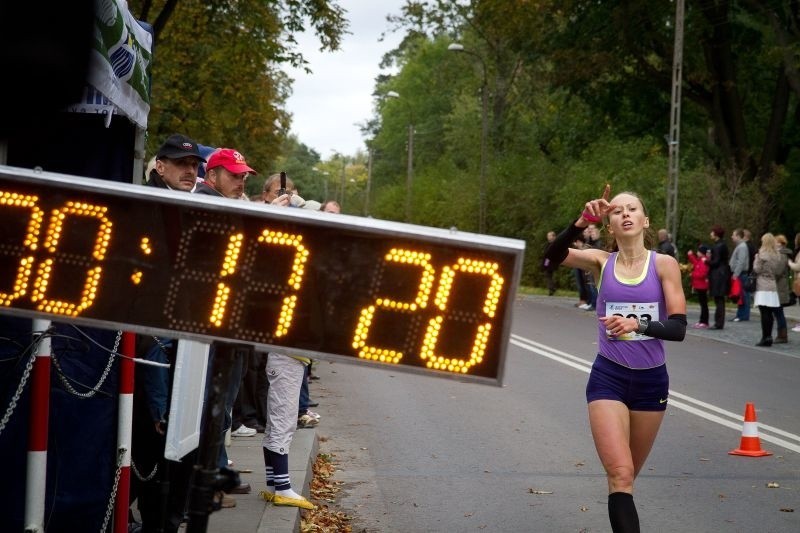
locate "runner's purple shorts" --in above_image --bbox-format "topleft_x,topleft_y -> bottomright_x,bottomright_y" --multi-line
585,354 -> 669,411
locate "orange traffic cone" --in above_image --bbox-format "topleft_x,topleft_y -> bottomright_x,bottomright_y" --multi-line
729,402 -> 772,457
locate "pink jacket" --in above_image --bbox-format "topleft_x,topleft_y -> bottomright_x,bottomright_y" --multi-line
687,252 -> 710,290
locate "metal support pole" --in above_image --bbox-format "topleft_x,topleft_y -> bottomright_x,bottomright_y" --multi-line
479,83 -> 488,234
113,332 -> 136,533
186,342 -> 244,533
666,0 -> 685,246
339,159 -> 346,206
24,319 -> 52,533
405,124 -> 414,222
365,148 -> 373,216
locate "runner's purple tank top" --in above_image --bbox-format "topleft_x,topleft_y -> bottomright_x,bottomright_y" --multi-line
596,251 -> 666,368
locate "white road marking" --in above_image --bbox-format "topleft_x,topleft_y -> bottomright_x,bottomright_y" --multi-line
510,334 -> 800,454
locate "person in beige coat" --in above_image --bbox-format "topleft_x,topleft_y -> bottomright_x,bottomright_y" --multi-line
753,233 -> 787,346
789,233 -> 800,332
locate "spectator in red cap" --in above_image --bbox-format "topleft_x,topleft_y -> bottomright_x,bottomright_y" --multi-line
195,148 -> 256,199
192,147 -> 257,503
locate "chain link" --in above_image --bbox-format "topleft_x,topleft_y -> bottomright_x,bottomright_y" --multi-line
131,458 -> 158,482
52,330 -> 122,398
100,446 -> 126,533
0,339 -> 38,438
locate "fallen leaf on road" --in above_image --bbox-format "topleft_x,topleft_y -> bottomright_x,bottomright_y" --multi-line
580,506 -> 589,512
528,489 -> 553,495
779,508 -> 794,512
766,482 -> 780,488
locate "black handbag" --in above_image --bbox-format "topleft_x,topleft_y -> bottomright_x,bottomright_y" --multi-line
743,272 -> 757,293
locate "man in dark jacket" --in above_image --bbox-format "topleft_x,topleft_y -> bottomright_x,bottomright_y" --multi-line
146,133 -> 205,191
708,226 -> 731,330
132,134 -> 205,531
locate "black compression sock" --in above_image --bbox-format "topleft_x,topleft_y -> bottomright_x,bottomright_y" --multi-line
608,492 -> 640,533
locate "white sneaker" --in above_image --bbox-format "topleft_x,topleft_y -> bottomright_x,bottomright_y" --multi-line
578,303 -> 591,310
305,409 -> 321,420
792,324 -> 800,332
231,425 -> 257,437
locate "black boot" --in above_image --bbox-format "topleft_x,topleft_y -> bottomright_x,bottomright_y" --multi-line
775,328 -> 788,344
756,337 -> 773,347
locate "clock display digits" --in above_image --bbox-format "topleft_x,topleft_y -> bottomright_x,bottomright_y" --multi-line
352,248 -> 435,364
28,201 -> 112,317
0,191 -> 43,306
0,168 -> 524,385
257,229 -> 309,338
420,258 -> 504,373
164,215 -> 238,334
209,233 -> 244,327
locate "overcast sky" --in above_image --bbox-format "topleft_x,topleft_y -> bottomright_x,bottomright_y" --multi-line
282,0 -> 406,158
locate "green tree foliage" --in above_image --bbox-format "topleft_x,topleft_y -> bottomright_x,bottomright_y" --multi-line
353,0 -> 800,288
129,0 -> 347,172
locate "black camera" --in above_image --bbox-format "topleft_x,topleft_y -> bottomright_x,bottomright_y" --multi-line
277,171 -> 287,197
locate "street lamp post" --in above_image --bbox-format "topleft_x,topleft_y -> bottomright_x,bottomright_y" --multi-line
339,157 -> 347,206
311,167 -> 330,200
448,43 -> 489,234
386,90 -> 414,222
365,146 -> 373,216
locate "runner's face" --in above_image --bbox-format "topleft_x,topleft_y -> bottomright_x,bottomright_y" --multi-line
608,194 -> 648,235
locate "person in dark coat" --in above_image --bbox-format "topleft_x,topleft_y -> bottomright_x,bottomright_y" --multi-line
708,225 -> 731,329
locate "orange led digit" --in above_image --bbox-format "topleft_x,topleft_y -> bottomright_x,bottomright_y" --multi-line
0,191 -> 43,306
420,258 -> 504,373
30,202 -> 112,317
209,233 -> 244,327
352,248 -> 435,364
257,229 -> 309,337
139,237 -> 152,255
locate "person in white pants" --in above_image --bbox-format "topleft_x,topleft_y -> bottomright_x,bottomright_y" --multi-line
260,352 -> 314,509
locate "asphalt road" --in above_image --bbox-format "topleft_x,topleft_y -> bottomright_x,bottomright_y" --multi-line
312,295 -> 800,532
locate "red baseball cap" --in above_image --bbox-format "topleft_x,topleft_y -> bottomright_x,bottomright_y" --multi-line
206,148 -> 257,175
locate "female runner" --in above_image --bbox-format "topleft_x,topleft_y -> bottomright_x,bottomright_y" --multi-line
545,185 -> 686,532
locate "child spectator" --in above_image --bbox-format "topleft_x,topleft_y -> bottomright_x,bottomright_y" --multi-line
687,245 -> 711,328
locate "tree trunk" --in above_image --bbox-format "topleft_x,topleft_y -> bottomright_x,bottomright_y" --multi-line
698,0 -> 757,178
759,68 -> 790,182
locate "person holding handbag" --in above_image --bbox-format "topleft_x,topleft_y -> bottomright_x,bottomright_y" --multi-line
752,233 -> 786,346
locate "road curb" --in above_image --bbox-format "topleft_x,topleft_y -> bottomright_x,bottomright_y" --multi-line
207,427 -> 318,533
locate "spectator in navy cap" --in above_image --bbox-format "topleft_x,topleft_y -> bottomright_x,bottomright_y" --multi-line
147,133 -> 206,191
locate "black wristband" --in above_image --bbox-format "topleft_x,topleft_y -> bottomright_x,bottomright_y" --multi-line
544,219 -> 584,267
642,313 -> 687,341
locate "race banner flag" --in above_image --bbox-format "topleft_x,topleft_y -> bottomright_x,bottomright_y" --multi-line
87,0 -> 153,128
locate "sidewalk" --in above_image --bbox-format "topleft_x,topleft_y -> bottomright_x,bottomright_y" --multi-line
207,426 -> 318,533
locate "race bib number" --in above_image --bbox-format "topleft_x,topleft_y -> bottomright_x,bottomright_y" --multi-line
605,302 -> 659,341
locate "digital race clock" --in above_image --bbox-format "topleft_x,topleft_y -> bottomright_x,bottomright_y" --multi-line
0,165 -> 524,385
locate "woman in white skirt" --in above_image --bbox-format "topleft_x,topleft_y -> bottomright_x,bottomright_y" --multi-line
752,233 -> 787,346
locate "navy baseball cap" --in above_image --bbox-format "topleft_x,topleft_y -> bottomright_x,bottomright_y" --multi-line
156,134 -> 206,162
